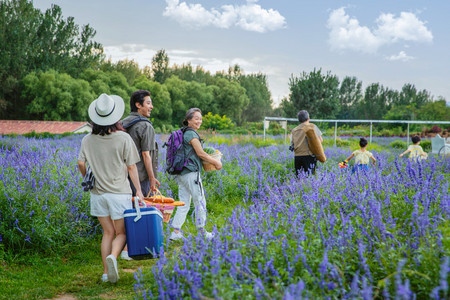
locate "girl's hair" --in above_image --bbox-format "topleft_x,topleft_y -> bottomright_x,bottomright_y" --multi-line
91,121 -> 125,136
412,136 -> 421,144
359,137 -> 368,148
182,108 -> 202,126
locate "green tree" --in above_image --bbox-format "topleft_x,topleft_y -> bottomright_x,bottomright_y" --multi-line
152,49 -> 169,84
357,83 -> 394,120
210,77 -> 249,125
384,105 -> 417,121
80,68 -> 133,113
238,73 -> 273,123
0,0 -> 102,119
22,70 -> 93,121
337,76 -> 362,119
395,83 -> 432,108
417,99 -> 450,121
164,76 -> 215,126
285,69 -> 340,119
113,59 -> 142,86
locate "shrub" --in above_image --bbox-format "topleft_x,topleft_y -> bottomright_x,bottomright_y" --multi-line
390,140 -> 406,149
421,139 -> 431,152
202,113 -> 235,130
430,125 -> 442,133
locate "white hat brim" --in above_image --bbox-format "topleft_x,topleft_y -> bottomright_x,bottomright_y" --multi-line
88,95 -> 125,126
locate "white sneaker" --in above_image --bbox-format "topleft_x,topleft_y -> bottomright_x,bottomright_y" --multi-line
106,254 -> 119,283
170,231 -> 183,241
120,251 -> 133,261
101,274 -> 108,283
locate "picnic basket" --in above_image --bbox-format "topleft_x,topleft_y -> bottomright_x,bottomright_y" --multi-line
202,150 -> 223,172
144,189 -> 175,223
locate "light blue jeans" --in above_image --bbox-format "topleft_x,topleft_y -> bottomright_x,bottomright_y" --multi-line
171,172 -> 207,230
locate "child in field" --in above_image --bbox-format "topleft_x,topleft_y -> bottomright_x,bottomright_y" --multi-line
342,138 -> 376,173
399,136 -> 427,160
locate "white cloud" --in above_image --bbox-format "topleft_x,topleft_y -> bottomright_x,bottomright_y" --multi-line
327,7 -> 382,53
327,7 -> 433,54
103,44 -> 257,74
386,51 -> 415,62
375,12 -> 433,43
163,0 -> 286,33
103,44 -> 157,65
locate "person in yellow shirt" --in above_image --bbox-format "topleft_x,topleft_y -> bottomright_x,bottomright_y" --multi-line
399,136 -> 428,160
343,138 -> 376,173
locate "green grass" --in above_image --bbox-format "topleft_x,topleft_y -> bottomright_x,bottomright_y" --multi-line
0,237 -> 158,299
0,208 -> 229,300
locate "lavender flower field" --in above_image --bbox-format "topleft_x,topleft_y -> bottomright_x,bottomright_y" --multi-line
1,134 -> 449,299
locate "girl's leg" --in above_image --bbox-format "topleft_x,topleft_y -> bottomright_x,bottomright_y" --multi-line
112,218 -> 127,258
98,216 -> 115,274
171,174 -> 193,232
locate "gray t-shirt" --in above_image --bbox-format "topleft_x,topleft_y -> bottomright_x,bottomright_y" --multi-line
122,112 -> 158,181
78,131 -> 140,194
180,129 -> 202,175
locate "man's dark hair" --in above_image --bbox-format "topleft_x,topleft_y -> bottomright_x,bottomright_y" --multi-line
130,90 -> 151,112
91,121 -> 124,136
412,136 -> 421,144
359,137 -> 368,148
297,110 -> 309,123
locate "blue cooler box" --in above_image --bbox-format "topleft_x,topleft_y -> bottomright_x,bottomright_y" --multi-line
124,206 -> 163,260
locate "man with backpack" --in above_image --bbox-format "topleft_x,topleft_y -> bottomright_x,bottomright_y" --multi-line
120,90 -> 161,260
122,90 -> 160,195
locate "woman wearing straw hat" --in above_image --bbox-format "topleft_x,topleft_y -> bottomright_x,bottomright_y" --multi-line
77,93 -> 145,283
170,108 -> 222,241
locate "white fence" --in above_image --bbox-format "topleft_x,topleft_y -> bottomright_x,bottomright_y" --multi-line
263,117 -> 450,146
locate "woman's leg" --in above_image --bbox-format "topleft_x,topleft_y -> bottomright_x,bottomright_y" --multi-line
98,216 -> 115,274
171,173 -> 193,232
185,173 -> 206,229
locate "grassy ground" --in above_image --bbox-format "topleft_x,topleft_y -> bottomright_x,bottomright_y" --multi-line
0,237 -> 159,300
0,202 -> 232,300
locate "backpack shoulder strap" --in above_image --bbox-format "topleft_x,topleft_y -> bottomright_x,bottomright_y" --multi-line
123,116 -> 151,130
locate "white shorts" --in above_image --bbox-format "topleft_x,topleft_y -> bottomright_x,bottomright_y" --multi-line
90,193 -> 132,220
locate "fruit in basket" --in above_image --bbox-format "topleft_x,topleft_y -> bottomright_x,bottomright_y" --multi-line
203,146 -> 216,154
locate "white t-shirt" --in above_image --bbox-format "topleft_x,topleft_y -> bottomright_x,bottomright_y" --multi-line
78,131 -> 140,194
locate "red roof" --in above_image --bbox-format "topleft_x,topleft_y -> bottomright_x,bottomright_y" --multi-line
0,120 -> 90,134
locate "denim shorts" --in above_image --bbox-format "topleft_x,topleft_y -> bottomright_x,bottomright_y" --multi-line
90,192 -> 132,220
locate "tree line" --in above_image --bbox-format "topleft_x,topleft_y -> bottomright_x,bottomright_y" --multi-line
1,0 -> 448,130
280,69 -> 450,123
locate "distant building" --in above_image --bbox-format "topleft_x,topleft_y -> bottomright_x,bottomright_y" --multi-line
0,120 -> 92,135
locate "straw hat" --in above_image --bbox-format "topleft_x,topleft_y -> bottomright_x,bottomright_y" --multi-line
88,93 -> 125,126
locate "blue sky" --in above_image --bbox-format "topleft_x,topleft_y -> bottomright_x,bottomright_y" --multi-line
34,0 -> 450,107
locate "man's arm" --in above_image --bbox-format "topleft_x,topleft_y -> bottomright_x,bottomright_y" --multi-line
142,151 -> 160,191
128,164 -> 145,203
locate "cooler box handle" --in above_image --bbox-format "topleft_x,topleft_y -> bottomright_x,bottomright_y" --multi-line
134,197 -> 142,222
